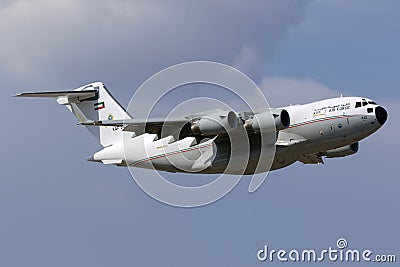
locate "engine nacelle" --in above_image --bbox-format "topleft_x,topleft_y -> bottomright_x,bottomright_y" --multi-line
244,109 -> 290,133
191,111 -> 239,135
324,142 -> 359,158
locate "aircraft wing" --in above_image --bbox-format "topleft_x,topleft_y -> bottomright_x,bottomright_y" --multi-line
81,117 -> 189,134
80,109 -> 229,134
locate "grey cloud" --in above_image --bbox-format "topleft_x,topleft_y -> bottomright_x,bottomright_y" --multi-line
0,0 -> 312,91
261,76 -> 341,106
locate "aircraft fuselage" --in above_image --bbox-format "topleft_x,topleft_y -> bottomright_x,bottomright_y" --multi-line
172,96 -> 387,174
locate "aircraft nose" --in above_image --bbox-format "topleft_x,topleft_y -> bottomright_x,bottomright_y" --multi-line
375,106 -> 388,125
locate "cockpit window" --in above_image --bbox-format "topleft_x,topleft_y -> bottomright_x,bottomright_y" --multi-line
368,101 -> 377,105
362,101 -> 368,106
355,102 -> 361,108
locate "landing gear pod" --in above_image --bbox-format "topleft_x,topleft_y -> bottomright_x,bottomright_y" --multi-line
324,142 -> 359,158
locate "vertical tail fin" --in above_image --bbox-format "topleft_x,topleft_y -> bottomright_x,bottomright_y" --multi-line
16,82 -> 131,147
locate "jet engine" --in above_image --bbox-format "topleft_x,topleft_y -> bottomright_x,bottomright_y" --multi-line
190,111 -> 239,135
244,109 -> 290,133
324,142 -> 359,158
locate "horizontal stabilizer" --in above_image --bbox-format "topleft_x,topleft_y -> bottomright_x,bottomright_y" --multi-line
14,90 -> 98,98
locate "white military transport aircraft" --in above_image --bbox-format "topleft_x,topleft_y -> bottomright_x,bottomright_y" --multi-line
16,82 -> 388,174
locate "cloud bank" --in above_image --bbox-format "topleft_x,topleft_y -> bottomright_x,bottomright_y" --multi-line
261,76 -> 340,106
0,0 -> 312,89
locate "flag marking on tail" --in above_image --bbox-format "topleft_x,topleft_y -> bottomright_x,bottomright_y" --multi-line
94,101 -> 105,110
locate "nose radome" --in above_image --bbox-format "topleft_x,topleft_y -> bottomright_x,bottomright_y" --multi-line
375,106 -> 388,125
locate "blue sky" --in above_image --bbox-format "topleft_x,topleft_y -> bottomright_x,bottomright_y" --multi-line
0,1 -> 399,266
